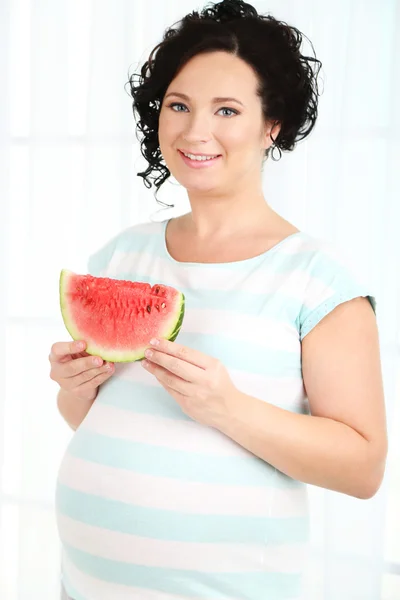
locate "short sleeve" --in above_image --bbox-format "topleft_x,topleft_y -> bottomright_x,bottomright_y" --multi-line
87,234 -> 119,277
298,249 -> 377,342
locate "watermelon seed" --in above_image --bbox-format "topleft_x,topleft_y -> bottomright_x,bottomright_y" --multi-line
155,304 -> 160,311
161,302 -> 166,309
155,286 -> 160,294
146,305 -> 151,313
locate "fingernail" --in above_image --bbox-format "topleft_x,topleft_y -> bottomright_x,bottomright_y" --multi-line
77,341 -> 85,350
150,338 -> 159,346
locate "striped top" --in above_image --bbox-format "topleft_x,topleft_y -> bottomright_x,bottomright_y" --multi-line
56,218 -> 376,600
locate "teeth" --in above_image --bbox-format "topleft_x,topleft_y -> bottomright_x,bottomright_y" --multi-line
183,152 -> 219,161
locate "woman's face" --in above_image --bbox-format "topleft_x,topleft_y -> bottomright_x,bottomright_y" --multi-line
158,51 -> 276,195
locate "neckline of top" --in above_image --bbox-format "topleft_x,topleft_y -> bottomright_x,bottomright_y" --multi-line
161,219 -> 306,268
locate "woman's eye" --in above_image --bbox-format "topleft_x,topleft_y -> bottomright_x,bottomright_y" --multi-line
169,103 -> 188,112
168,103 -> 238,117
218,107 -> 238,117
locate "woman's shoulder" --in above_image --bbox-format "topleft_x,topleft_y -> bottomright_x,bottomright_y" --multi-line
297,232 -> 372,291
103,219 -> 165,250
290,232 -> 377,340
87,219 -> 165,276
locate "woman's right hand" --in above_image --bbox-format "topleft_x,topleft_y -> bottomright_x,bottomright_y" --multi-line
49,340 -> 115,401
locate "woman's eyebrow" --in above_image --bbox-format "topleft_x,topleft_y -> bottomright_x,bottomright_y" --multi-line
164,91 -> 245,107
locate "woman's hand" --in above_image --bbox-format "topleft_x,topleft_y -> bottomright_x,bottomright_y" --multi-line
141,338 -> 238,428
49,340 -> 115,401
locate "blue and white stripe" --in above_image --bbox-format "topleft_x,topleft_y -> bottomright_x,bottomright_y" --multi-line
57,219 -> 375,600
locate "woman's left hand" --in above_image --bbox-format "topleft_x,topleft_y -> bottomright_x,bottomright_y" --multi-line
141,338 -> 238,428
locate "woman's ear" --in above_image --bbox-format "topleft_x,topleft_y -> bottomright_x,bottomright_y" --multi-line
263,120 -> 281,150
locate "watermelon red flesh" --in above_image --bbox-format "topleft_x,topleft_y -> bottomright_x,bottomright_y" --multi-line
59,270 -> 185,362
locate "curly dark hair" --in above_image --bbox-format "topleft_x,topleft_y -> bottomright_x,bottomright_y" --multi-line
125,0 -> 323,205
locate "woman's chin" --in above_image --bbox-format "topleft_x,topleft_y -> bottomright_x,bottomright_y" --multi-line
186,183 -> 219,195
173,173 -> 221,193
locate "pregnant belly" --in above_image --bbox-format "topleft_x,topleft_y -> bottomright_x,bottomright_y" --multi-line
55,419 -> 310,596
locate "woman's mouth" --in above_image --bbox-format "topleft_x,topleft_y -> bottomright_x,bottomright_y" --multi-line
178,149 -> 222,169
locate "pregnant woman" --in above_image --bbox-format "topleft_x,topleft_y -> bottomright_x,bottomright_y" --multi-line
49,1 -> 388,598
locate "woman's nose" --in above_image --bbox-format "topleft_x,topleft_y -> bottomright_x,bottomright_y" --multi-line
182,115 -> 211,144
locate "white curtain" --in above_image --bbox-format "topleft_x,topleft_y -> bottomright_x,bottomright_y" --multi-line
0,1 -> 399,599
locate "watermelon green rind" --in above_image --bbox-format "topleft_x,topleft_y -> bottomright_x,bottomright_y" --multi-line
59,269 -> 185,362
59,269 -> 85,347
168,298 -> 185,342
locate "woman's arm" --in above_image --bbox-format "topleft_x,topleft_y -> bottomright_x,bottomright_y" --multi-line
217,297 -> 388,499
57,387 -> 97,431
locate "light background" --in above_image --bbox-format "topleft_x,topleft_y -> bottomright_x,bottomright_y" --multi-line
0,1 -> 399,598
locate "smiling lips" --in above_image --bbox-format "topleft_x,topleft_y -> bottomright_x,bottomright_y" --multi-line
179,148 -> 220,157
178,149 -> 222,169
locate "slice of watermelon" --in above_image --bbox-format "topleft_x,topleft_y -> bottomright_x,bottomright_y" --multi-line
59,269 -> 185,362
